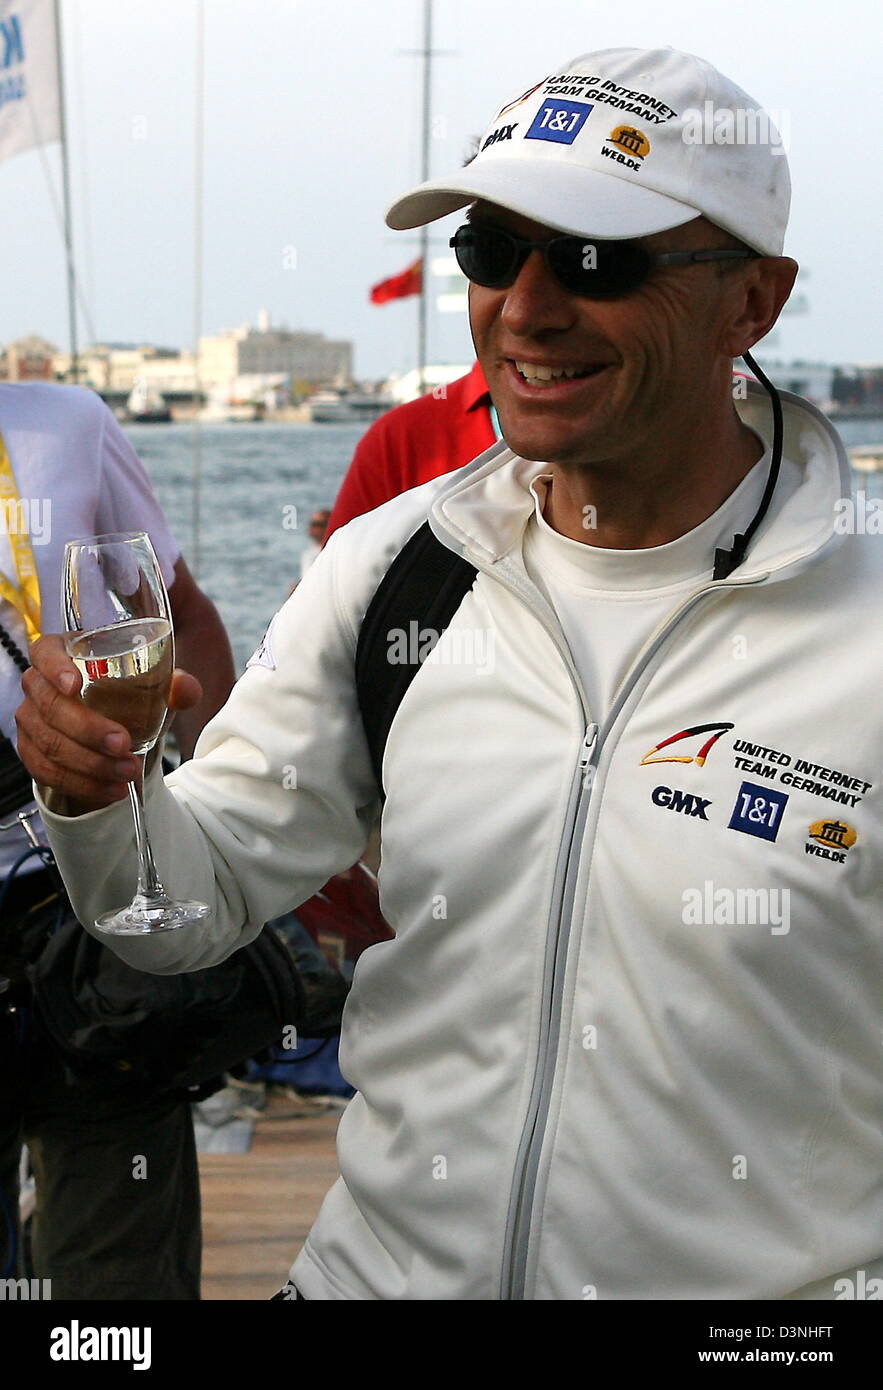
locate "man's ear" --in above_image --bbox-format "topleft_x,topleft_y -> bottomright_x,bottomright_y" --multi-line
719,257 -> 799,357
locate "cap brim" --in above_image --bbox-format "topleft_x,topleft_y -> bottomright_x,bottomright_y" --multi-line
386,157 -> 702,240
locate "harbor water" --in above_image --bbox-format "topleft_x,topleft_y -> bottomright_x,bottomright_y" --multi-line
127,422 -> 369,674
126,416 -> 883,677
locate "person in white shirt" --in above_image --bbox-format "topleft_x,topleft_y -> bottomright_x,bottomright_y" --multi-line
0,382 -> 234,1298
13,49 -> 882,1301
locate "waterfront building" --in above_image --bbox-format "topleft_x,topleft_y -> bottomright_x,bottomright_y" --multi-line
198,313 -> 352,392
52,343 -> 195,395
754,358 -> 835,407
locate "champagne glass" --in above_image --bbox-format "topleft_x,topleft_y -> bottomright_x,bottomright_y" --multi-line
62,531 -> 210,934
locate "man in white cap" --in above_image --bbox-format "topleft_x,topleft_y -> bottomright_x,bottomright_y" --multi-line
15,48 -> 882,1300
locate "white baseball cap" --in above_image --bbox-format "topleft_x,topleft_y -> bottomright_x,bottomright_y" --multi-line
386,46 -> 790,256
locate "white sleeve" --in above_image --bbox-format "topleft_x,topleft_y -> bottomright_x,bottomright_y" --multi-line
36,526 -> 380,973
93,406 -> 181,588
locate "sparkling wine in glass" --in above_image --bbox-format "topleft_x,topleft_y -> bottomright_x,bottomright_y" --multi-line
62,531 -> 210,934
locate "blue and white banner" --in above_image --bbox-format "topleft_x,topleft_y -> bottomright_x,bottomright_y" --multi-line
0,0 -> 59,165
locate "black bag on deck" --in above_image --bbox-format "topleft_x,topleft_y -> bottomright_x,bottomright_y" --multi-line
3,613 -> 349,1094
28,915 -> 348,1095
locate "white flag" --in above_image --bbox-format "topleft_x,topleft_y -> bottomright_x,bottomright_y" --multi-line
0,0 -> 59,166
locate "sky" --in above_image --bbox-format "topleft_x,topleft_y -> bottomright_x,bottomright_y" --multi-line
1,0 -> 881,379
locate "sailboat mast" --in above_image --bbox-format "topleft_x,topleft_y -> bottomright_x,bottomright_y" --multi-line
191,0 -> 205,578
417,0 -> 432,396
54,0 -> 78,383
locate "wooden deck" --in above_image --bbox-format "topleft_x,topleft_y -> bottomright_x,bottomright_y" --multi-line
198,1091 -> 342,1300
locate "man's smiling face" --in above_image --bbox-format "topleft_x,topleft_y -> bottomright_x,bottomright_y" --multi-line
467,201 -> 751,470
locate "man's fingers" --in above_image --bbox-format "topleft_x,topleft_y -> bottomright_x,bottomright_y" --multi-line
28,633 -> 82,696
28,635 -> 203,716
16,635 -> 201,803
168,669 -> 203,713
16,664 -> 140,806
20,665 -> 134,756
16,697 -> 138,784
16,727 -> 131,808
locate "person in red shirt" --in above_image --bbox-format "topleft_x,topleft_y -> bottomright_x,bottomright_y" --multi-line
326,361 -> 496,537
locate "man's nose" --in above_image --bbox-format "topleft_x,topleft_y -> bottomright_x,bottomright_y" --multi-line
500,248 -> 578,337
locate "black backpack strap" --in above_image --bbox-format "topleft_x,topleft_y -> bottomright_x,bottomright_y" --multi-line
355,521 -> 478,792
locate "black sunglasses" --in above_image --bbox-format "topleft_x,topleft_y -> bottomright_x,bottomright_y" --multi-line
449,222 -> 757,300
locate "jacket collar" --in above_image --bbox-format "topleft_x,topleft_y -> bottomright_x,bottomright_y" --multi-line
428,381 -> 852,584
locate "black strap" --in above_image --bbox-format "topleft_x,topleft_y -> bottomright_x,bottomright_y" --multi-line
713,350 -> 784,580
0,616 -> 34,819
355,522 -> 478,792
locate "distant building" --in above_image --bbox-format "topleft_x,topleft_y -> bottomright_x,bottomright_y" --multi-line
753,358 -> 836,407
50,316 -> 352,405
199,314 -> 352,390
53,343 -> 195,394
754,360 -> 883,411
129,350 -> 197,395
830,364 -> 883,410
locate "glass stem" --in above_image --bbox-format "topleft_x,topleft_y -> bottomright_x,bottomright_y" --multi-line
127,755 -> 168,905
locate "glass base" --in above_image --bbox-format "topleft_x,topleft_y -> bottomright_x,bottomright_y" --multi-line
94,897 -> 211,935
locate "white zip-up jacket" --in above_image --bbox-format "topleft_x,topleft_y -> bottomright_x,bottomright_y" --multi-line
40,384 -> 882,1300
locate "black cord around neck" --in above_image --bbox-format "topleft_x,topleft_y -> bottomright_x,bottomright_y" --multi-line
712,350 -> 784,580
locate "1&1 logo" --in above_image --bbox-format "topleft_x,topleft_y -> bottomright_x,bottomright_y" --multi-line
526,99 -> 593,145
728,781 -> 789,842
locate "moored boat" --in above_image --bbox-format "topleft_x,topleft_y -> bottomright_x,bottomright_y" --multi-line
125,381 -> 172,423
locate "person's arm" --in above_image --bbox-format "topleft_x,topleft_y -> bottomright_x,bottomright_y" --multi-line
17,523 -> 384,973
167,557 -> 235,760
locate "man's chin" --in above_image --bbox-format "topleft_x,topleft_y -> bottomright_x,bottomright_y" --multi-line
495,418 -> 603,466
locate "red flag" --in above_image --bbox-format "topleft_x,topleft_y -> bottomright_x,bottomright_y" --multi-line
370,258 -> 423,305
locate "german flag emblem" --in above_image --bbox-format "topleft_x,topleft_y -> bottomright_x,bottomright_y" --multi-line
640,722 -> 735,768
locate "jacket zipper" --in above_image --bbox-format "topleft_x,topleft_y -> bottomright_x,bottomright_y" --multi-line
500,718 -> 599,1296
480,560 -> 770,1300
